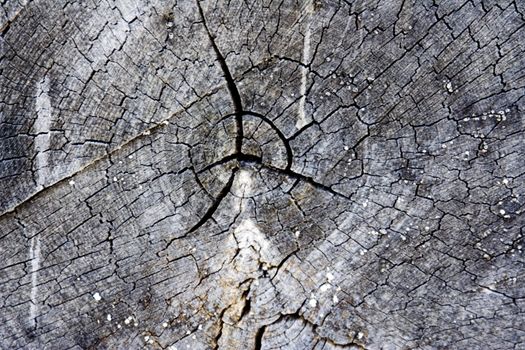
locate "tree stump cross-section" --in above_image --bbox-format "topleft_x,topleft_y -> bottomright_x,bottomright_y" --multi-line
1,0 -> 524,349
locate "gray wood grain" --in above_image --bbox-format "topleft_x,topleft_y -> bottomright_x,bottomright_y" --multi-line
1,0 -> 524,349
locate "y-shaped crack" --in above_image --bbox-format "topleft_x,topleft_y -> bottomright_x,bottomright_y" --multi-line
172,0 -> 355,250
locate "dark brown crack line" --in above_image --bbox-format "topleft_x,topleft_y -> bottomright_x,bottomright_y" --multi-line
254,324 -> 266,350
187,167 -> 238,234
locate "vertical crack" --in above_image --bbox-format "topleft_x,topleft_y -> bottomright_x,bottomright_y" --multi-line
196,0 -> 244,154
254,325 -> 266,350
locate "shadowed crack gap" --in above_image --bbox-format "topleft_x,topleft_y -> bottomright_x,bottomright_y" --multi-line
196,0 -> 244,153
167,1 -> 353,252
213,111 -> 294,171
243,111 -> 293,171
254,325 -> 266,350
199,154 -> 352,202
165,167 -> 239,250
198,153 -> 262,174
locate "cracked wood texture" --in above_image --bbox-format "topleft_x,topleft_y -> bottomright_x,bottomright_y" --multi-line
1,0 -> 524,349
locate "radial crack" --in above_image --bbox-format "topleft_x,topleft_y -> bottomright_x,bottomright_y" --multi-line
243,111 -> 294,171
196,0 -> 244,153
165,167 -> 239,250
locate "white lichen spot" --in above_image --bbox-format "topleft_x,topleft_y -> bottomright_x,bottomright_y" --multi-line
309,298 -> 317,307
107,314 -> 112,321
502,178 -> 509,185
357,331 -> 364,340
93,292 -> 102,301
499,209 -> 506,215
320,284 -> 331,292
445,81 -> 453,93
326,272 -> 335,281
162,322 -> 168,328
332,294 -> 339,303
69,180 -> 75,186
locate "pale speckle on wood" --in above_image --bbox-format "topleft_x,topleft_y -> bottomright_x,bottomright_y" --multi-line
1,0 -> 525,349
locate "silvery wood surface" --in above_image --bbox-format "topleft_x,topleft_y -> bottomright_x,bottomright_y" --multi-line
1,0 -> 524,349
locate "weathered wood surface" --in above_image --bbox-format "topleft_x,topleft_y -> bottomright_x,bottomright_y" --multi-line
1,0 -> 524,349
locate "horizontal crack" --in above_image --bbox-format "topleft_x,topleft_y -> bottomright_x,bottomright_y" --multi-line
260,163 -> 352,201
196,151 -> 352,202
197,153 -> 262,174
